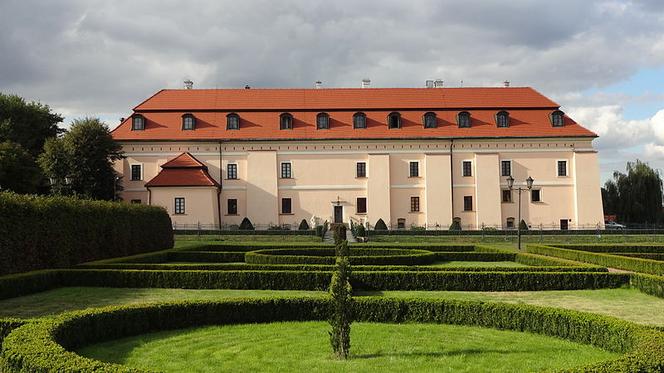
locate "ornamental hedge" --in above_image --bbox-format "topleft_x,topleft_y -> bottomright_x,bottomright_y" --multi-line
0,192 -> 173,276
526,245 -> 664,276
244,248 -> 437,265
2,298 -> 663,372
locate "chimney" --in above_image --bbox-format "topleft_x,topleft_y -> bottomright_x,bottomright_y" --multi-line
503,80 -> 510,87
425,80 -> 434,88
314,80 -> 322,89
244,85 -> 251,89
361,78 -> 371,88
434,79 -> 444,88
184,80 -> 194,89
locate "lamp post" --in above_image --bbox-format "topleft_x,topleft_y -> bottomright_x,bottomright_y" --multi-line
506,175 -> 534,251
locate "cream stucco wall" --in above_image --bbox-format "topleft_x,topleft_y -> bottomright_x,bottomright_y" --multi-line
116,138 -> 604,229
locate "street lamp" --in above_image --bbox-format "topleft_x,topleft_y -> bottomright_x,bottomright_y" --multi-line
506,175 -> 534,251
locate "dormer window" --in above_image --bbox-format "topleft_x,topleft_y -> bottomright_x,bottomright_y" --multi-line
227,113 -> 240,130
316,112 -> 329,129
423,112 -> 437,128
387,112 -> 401,129
457,111 -> 471,128
182,114 -> 195,130
131,115 -> 145,131
550,110 -> 564,127
353,112 -> 366,129
280,113 -> 293,130
496,111 -> 509,128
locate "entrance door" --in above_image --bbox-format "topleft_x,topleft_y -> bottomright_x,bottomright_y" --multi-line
334,206 -> 343,224
560,219 -> 569,230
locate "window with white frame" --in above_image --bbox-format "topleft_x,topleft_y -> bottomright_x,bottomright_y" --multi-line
356,162 -> 367,178
227,199 -> 238,215
531,189 -> 542,202
557,160 -> 568,177
281,162 -> 292,179
174,197 -> 185,214
409,161 -> 419,177
462,161 -> 472,177
227,164 -> 238,180
501,189 -> 512,203
356,197 -> 367,214
501,160 -> 512,177
281,198 -> 292,214
130,164 -> 142,181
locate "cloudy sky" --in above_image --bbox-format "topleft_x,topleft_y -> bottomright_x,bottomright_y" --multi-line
2,0 -> 664,182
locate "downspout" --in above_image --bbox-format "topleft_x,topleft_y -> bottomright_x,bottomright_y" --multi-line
147,186 -> 152,205
217,141 -> 223,229
449,139 -> 454,223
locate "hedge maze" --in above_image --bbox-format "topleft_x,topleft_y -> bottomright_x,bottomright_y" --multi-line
1,237 -> 664,371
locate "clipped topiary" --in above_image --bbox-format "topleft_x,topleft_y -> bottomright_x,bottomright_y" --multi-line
298,219 -> 310,230
239,217 -> 255,230
356,224 -> 366,237
449,218 -> 462,231
374,218 -> 388,231
519,219 -> 529,231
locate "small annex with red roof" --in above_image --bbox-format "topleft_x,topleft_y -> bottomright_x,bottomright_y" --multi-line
145,152 -> 219,188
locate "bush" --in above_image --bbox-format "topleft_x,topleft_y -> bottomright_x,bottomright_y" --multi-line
374,218 -> 388,231
630,273 -> 664,299
331,224 -> 347,245
0,192 -> 173,276
355,224 -> 366,237
245,248 -> 437,266
2,298 -> 663,372
519,219 -> 529,231
329,241 -> 352,359
298,219 -> 310,230
239,217 -> 254,230
449,218 -> 462,231
526,245 -> 664,276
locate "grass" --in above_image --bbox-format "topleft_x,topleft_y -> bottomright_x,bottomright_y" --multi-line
2,287 -> 663,327
77,321 -> 618,373
427,261 -> 529,268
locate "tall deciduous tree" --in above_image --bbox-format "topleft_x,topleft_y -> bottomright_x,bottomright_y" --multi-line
602,160 -> 663,223
0,141 -> 42,193
39,118 -> 123,200
0,93 -> 63,157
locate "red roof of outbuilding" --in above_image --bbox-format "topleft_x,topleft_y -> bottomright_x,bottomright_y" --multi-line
145,152 -> 219,188
112,87 -> 596,141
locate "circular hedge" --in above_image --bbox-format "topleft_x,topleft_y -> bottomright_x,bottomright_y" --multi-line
1,298 -> 663,372
244,248 -> 437,265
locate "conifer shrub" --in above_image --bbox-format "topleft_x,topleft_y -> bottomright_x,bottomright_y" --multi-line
239,217 -> 255,230
374,218 -> 388,231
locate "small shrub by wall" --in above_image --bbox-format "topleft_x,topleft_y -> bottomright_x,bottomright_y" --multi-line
0,192 -> 173,276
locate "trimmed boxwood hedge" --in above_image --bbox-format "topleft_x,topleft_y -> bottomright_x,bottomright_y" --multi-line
553,244 -> 664,253
630,273 -> 664,299
434,252 -> 516,262
0,318 -> 25,349
167,251 -> 246,263
1,298 -> 663,372
615,253 -> 664,261
0,192 -> 173,276
527,245 -> 664,276
245,248 -> 438,265
76,262 -> 609,273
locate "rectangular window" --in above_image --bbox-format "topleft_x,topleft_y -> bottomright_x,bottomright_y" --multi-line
409,161 -> 419,177
410,196 -> 420,212
356,162 -> 367,178
130,199 -> 141,204
531,189 -> 541,202
462,161 -> 472,177
502,189 -> 512,203
557,160 -> 567,177
506,217 -> 515,228
130,164 -> 142,181
463,196 -> 473,211
227,164 -> 238,180
174,197 -> 185,214
227,199 -> 237,215
357,197 -> 367,214
281,198 -> 292,214
501,160 -> 512,177
280,162 -> 292,179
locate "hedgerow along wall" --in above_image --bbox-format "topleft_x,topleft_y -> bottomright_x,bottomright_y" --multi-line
0,192 -> 173,276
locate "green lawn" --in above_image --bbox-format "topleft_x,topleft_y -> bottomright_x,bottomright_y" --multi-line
77,321 -> 618,373
2,287 -> 662,327
427,261 -> 529,268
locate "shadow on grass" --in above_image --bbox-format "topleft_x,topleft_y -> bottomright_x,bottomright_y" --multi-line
352,347 -> 576,359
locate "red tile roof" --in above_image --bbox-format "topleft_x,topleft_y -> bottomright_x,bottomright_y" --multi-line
145,152 -> 219,188
112,87 -> 596,141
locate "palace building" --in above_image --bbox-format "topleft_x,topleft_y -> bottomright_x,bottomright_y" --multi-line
111,84 -> 604,230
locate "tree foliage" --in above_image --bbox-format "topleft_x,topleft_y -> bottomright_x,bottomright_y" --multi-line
602,160 -> 663,223
39,118 -> 122,200
0,141 -> 42,194
0,93 -> 63,157
329,240 -> 352,359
